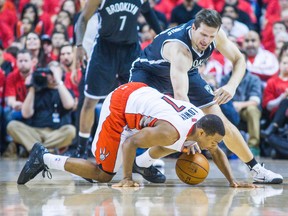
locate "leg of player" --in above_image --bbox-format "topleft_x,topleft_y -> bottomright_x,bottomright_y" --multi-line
17,142 -> 113,184
75,97 -> 100,158
202,104 -> 283,184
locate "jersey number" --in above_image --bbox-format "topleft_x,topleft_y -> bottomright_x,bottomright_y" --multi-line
119,16 -> 127,31
162,96 -> 186,112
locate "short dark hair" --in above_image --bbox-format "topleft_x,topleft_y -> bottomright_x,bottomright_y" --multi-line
194,9 -> 222,29
196,114 -> 225,136
59,43 -> 73,54
17,49 -> 33,59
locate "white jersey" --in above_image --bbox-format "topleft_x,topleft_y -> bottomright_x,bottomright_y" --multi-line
91,82 -> 204,173
125,86 -> 204,151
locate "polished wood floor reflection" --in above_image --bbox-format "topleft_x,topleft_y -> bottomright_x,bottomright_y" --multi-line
0,157 -> 287,216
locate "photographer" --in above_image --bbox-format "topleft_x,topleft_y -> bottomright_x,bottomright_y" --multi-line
7,61 -> 76,155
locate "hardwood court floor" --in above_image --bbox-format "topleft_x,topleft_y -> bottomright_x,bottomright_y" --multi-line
0,157 -> 287,216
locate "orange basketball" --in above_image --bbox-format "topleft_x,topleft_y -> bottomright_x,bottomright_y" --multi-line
175,153 -> 210,185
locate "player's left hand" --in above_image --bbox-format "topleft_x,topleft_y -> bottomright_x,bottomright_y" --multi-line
213,84 -> 236,105
112,178 -> 140,187
230,181 -> 259,188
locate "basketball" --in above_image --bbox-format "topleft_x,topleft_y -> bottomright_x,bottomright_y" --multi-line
175,153 -> 210,185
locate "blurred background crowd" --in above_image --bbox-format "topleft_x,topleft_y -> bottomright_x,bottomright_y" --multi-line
0,0 -> 287,159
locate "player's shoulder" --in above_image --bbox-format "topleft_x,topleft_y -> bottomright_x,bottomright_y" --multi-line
215,28 -> 227,47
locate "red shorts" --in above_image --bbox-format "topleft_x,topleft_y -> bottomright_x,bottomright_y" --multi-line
91,82 -> 147,173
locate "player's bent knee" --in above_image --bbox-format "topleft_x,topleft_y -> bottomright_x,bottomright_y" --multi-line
96,171 -> 114,183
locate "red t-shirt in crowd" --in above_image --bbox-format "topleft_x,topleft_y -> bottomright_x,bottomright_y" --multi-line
40,12 -> 54,35
64,69 -> 82,98
5,69 -> 27,102
213,0 -> 256,23
262,75 -> 288,117
18,0 -> 61,16
154,0 -> 180,21
141,40 -> 152,50
0,21 -> 14,49
261,0 -> 281,52
0,3 -> 17,32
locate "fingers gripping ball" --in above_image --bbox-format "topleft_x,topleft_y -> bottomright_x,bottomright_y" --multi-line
175,153 -> 210,185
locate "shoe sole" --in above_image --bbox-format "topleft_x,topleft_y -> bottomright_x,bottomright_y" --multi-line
17,164 -> 44,184
253,178 -> 283,184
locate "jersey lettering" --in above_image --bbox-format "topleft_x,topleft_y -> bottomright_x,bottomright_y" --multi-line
191,58 -> 208,70
105,3 -> 139,15
162,96 -> 186,112
167,25 -> 185,36
179,107 -> 199,120
119,16 -> 127,31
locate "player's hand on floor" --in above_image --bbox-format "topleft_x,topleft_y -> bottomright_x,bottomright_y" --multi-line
230,181 -> 259,188
112,178 -> 140,187
213,84 -> 236,105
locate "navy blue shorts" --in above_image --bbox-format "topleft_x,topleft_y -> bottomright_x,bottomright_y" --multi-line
84,37 -> 140,99
130,69 -> 214,107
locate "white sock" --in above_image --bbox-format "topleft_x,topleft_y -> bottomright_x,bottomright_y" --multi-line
135,149 -> 157,168
43,153 -> 69,171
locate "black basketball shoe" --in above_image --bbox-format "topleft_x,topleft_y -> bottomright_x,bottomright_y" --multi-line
132,161 -> 166,183
17,142 -> 52,184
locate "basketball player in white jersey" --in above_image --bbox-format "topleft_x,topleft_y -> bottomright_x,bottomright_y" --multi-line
17,82 -> 255,187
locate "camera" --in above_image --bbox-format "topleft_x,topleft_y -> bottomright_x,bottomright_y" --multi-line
32,67 -> 53,91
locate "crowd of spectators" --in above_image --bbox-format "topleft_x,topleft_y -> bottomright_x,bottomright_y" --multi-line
0,0 -> 287,159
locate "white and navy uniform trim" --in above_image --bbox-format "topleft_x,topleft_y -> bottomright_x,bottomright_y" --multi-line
84,0 -> 143,99
130,19 -> 217,107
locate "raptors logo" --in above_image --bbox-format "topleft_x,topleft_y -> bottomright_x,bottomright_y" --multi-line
99,148 -> 110,161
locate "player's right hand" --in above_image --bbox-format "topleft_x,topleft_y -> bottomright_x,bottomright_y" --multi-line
213,84 -> 236,105
76,46 -> 88,68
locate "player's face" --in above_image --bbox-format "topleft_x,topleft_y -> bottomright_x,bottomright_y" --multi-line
191,23 -> 218,52
197,133 -> 223,151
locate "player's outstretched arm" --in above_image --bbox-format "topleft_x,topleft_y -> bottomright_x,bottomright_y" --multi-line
163,42 -> 192,102
213,29 -> 246,105
210,147 -> 256,188
113,121 -> 179,187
